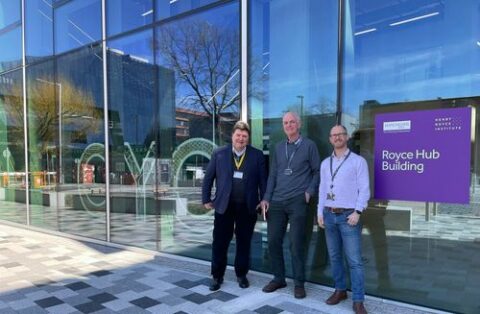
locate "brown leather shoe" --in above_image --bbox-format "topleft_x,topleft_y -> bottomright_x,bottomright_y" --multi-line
294,286 -> 306,299
353,302 -> 367,314
262,280 -> 287,293
325,290 -> 347,305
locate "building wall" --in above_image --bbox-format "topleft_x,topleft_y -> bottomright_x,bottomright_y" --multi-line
0,1 -> 479,312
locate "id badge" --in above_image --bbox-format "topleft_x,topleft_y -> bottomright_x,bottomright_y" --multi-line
233,171 -> 244,179
327,192 -> 335,201
284,168 -> 293,176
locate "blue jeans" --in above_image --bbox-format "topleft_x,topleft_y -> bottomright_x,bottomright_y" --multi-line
323,208 -> 365,302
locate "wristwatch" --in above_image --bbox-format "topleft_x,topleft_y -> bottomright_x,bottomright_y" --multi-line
355,210 -> 362,215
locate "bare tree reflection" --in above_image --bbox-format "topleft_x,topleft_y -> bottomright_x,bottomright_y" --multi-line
157,20 -> 240,143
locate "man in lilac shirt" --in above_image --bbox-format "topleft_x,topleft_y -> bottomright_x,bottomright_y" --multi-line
317,125 -> 370,314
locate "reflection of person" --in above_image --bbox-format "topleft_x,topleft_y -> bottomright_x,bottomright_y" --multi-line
202,121 -> 267,291
260,111 -> 320,299
317,125 -> 370,314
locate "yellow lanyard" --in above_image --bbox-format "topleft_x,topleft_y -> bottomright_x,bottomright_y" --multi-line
233,152 -> 246,170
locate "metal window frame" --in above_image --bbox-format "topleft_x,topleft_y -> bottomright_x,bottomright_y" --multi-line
21,0 -> 30,224
102,0 -> 111,242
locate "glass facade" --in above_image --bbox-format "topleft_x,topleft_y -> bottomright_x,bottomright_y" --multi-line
1,0 -> 479,312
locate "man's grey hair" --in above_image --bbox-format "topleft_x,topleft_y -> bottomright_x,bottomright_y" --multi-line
283,111 -> 301,123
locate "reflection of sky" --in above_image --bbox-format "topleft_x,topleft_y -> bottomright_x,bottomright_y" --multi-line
0,27 -> 21,70
107,0 -> 153,37
156,0 -> 220,21
0,1 -> 22,70
249,0 -> 339,119
108,29 -> 154,64
343,0 -> 480,118
0,1 -> 20,28
55,0 -> 102,54
25,0 -> 53,60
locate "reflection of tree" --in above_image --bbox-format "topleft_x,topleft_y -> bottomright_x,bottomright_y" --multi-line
157,20 -> 239,142
2,79 -> 100,170
40,80 -> 97,144
311,96 -> 336,114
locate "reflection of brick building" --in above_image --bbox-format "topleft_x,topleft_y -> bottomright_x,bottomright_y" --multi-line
175,108 -> 237,145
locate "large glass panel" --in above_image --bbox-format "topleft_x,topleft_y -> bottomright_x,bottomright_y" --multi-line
343,0 -> 480,118
55,44 -> 106,240
248,0 -> 338,278
342,1 -> 480,312
0,0 -> 22,73
25,0 -> 54,63
26,61 -> 60,231
54,0 -> 102,54
156,0 -> 220,21
107,29 -> 157,249
107,0 -> 153,36
0,0 -> 20,28
0,70 -> 26,224
155,1 -> 239,258
0,26 -> 22,73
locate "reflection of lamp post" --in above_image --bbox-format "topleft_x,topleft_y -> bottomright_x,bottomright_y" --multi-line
297,95 -> 304,118
36,78 -> 63,184
2,147 -> 11,173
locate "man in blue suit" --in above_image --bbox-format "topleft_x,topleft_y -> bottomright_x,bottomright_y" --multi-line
202,121 -> 267,291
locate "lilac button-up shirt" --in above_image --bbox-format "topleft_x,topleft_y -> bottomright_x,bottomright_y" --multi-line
317,149 -> 370,217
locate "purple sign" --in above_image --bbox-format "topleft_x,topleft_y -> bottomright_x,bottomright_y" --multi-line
374,107 -> 471,204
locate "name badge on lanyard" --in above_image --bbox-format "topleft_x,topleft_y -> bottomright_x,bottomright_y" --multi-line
284,137 -> 302,176
233,151 -> 246,180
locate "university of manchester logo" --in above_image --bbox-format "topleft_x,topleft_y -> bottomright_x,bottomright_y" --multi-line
383,120 -> 411,133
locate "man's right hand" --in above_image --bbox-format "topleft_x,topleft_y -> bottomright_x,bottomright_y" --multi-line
204,202 -> 214,210
260,200 -> 269,220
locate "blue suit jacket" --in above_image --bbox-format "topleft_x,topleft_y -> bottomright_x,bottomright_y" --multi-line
202,144 -> 267,215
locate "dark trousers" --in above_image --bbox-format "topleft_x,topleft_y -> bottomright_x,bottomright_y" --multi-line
211,201 -> 257,279
267,194 -> 307,287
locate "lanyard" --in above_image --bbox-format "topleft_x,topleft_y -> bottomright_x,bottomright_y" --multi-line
285,137 -> 302,169
329,150 -> 351,188
233,152 -> 246,170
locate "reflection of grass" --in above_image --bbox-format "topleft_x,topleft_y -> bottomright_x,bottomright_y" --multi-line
188,203 -> 211,215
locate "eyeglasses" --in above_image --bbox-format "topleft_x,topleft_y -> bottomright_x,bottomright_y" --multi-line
329,132 -> 347,138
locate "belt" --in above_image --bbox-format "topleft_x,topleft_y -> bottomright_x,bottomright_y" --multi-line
325,207 -> 354,213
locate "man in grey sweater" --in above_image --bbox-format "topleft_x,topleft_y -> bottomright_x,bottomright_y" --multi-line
260,111 -> 320,299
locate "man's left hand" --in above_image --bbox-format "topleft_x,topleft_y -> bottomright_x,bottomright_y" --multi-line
347,211 -> 360,226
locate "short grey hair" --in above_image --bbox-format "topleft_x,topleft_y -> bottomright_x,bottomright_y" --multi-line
283,111 -> 301,123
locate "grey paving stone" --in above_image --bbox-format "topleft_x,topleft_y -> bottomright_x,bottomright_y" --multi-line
89,292 -> 117,303
157,294 -> 188,306
130,296 -> 161,309
208,290 -> 238,302
7,298 -> 36,311
74,301 -> 106,314
174,279 -> 202,289
34,296 -> 64,308
165,287 -> 195,297
276,301 -> 326,314
182,292 -> 212,304
0,292 -> 26,302
254,305 -> 283,314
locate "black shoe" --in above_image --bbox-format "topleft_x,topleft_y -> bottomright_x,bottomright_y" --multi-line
237,276 -> 249,288
209,277 -> 223,291
262,280 -> 287,293
294,286 -> 306,299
